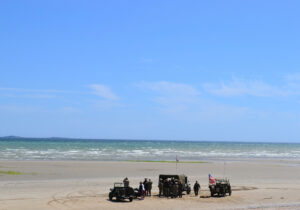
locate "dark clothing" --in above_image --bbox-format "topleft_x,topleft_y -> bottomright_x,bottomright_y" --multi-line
123,178 -> 129,187
163,181 -> 169,197
147,181 -> 152,196
169,182 -> 174,198
178,183 -> 183,198
139,183 -> 145,197
173,183 -> 178,198
158,181 -> 163,197
193,182 -> 200,196
139,184 -> 143,194
143,180 -> 148,196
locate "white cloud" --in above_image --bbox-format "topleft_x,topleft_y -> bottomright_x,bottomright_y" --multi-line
0,92 -> 56,99
59,106 -> 81,114
138,81 -> 200,96
0,87 -> 72,99
0,87 -> 86,99
203,78 -> 286,97
137,81 -> 200,112
141,58 -> 153,63
136,81 -> 255,123
0,87 -> 76,94
284,73 -> 300,94
285,73 -> 300,82
89,84 -> 119,101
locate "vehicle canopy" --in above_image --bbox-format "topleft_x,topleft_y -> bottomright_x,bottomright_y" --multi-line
159,174 -> 188,184
114,182 -> 124,188
216,179 -> 230,184
209,178 -> 230,186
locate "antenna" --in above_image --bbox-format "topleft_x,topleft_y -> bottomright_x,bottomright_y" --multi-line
176,155 -> 179,172
223,161 -> 226,178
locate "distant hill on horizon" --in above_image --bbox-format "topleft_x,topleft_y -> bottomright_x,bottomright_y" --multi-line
0,136 -> 299,144
0,136 -> 72,140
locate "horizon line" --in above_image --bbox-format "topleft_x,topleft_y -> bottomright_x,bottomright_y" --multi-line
0,135 -> 299,144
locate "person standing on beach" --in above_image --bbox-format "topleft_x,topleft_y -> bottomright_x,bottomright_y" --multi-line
167,179 -> 171,197
174,181 -> 179,198
139,182 -> 145,200
159,179 -> 163,197
143,178 -> 148,196
178,181 -> 183,198
193,181 -> 200,196
143,182 -> 146,197
170,180 -> 176,198
123,177 -> 129,187
163,179 -> 169,197
147,179 -> 152,196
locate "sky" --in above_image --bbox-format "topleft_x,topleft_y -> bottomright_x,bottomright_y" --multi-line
1,0 -> 300,142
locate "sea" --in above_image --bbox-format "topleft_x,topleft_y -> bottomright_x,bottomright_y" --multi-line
1,137 -> 300,161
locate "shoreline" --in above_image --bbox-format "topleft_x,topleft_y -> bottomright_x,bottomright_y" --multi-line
2,139 -> 300,162
1,157 -> 300,163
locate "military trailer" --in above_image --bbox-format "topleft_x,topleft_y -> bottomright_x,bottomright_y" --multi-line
159,174 -> 191,194
209,179 -> 231,197
109,183 -> 134,202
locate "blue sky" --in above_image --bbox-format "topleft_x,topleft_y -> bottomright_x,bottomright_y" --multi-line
1,0 -> 300,142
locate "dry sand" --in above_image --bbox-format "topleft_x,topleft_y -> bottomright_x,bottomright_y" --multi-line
0,160 -> 300,210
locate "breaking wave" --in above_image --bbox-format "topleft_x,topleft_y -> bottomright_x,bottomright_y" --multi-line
1,138 -> 300,161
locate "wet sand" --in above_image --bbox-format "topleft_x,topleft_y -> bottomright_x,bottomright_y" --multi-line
0,160 -> 300,210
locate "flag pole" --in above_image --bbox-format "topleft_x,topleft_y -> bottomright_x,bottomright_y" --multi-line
176,155 -> 178,172
223,161 -> 226,178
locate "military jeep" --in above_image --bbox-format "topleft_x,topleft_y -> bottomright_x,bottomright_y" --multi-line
159,174 -> 191,194
209,179 -> 231,197
109,183 -> 134,202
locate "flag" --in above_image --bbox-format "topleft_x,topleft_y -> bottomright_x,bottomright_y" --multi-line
209,174 -> 216,185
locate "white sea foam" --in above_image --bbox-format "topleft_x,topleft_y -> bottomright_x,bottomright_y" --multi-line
1,139 -> 300,160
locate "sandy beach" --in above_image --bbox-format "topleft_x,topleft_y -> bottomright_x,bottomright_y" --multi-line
0,160 -> 300,210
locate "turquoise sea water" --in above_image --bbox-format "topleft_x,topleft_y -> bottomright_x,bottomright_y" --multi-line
1,137 -> 300,161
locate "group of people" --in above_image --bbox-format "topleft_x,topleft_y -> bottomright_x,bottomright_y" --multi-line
158,179 -> 201,198
123,177 -> 201,199
138,178 -> 153,198
123,177 -> 153,199
158,178 -> 183,198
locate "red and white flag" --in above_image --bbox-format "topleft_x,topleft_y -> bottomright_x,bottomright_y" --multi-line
209,174 -> 216,184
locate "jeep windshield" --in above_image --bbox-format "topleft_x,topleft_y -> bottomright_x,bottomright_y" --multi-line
114,183 -> 124,187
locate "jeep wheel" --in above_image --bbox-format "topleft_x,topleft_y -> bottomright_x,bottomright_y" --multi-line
129,197 -> 133,202
109,193 -> 113,201
222,188 -> 226,197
